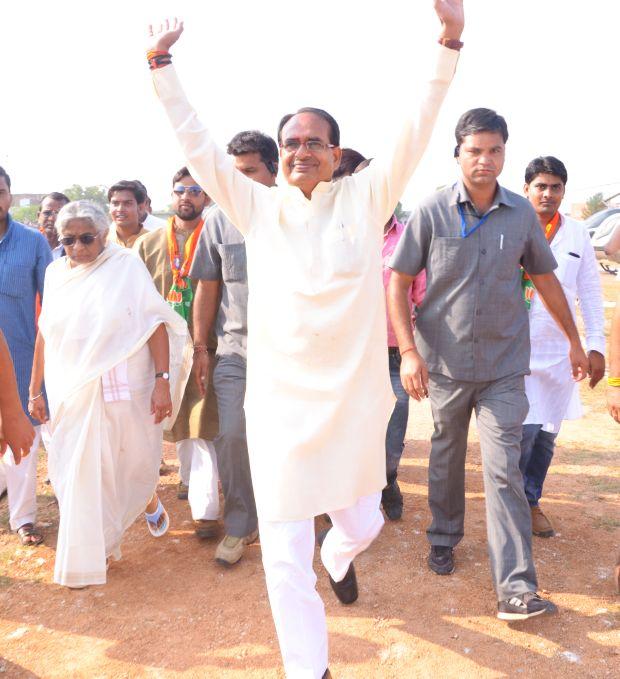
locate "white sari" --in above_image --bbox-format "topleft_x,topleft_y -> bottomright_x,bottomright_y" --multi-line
39,244 -> 192,587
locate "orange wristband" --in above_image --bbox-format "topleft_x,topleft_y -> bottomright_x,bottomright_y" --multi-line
400,347 -> 416,357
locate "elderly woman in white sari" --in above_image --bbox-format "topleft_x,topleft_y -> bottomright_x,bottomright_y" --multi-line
28,201 -> 192,588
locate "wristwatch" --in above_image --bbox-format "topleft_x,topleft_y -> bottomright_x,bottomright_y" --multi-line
155,371 -> 170,381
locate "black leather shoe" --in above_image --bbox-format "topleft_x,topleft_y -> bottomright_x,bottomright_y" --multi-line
381,480 -> 403,521
428,545 -> 455,575
317,529 -> 358,604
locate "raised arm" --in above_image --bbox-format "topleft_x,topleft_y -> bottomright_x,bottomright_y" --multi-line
355,1 -> 464,225
148,19 -> 269,236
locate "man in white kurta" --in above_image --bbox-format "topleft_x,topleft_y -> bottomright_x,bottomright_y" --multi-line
521,156 -> 605,538
148,4 -> 463,676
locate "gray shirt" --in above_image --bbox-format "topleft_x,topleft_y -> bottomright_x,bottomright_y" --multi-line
389,180 -> 557,382
190,208 -> 248,360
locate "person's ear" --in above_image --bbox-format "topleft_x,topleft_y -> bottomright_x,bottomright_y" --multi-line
332,146 -> 342,171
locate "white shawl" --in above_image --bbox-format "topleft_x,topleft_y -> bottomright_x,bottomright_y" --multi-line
38,244 -> 192,586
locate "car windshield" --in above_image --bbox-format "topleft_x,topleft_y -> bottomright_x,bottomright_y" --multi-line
584,208 -> 620,231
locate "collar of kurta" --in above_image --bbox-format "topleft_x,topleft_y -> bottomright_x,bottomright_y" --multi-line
450,178 -> 517,212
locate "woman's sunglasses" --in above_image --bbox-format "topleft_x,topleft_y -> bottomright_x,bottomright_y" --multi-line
59,233 -> 99,247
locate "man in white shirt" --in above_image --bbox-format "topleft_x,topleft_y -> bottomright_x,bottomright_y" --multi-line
521,156 -> 605,537
148,3 -> 464,676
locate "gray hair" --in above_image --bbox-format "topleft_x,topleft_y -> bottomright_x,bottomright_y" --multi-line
55,200 -> 110,235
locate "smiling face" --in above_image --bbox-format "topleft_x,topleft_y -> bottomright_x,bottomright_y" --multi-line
60,218 -> 107,267
171,174 -> 209,222
109,189 -> 143,232
37,196 -> 68,248
525,172 -> 565,222
457,131 -> 506,190
279,112 -> 341,197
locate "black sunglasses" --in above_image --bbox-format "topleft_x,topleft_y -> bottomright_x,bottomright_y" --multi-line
60,233 -> 99,247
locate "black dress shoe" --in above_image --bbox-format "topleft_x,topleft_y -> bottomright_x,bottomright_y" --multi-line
317,528 -> 359,604
381,480 -> 403,521
428,545 -> 455,575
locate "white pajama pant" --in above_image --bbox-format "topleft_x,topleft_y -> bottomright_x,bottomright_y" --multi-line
176,438 -> 219,521
259,492 -> 384,679
0,425 -> 41,531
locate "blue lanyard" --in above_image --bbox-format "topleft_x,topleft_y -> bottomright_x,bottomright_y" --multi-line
457,203 -> 491,238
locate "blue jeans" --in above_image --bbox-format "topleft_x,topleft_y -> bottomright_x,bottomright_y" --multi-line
386,349 -> 410,484
519,423 -> 558,507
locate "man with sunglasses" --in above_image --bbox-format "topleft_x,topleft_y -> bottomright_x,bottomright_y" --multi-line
136,168 -> 220,539
37,192 -> 70,259
148,3 -> 463,675
0,166 -> 52,547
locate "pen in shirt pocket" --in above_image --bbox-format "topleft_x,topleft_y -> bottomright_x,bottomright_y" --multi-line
568,252 -> 580,258
499,234 -> 504,250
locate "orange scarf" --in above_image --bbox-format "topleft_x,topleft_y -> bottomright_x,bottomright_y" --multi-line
166,217 -> 204,319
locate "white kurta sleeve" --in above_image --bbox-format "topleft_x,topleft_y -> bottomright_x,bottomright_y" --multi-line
353,44 -> 459,226
152,65 -> 270,236
577,231 -> 605,354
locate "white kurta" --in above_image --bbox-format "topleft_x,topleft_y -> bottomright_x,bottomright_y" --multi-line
153,46 -> 458,521
39,245 -> 192,587
524,215 -> 605,432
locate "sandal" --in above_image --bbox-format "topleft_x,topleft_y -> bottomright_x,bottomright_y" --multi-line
17,523 -> 43,547
145,499 -> 169,538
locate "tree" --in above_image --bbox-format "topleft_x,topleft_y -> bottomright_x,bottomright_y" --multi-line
64,184 -> 108,208
582,192 -> 607,220
10,205 -> 38,226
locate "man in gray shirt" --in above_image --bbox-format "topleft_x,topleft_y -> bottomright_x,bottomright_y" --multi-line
388,108 -> 589,620
190,130 -> 278,566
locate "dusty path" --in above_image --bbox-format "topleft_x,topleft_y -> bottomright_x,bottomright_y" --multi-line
1,275 -> 618,678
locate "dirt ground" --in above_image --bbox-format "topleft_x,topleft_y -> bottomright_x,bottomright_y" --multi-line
1,273 -> 618,678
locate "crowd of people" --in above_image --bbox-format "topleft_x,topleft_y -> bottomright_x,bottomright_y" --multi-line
1,2 -> 619,677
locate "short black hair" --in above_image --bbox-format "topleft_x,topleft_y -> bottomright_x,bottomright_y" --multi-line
332,148 -> 366,180
0,166 -> 10,190
454,108 -> 508,156
277,107 -> 340,146
133,180 -> 150,198
107,180 -> 146,204
525,156 -> 568,186
227,131 -> 279,175
39,192 -> 70,207
172,167 -> 192,185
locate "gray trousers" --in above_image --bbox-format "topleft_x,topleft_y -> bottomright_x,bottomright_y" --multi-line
426,372 -> 537,600
212,355 -> 258,538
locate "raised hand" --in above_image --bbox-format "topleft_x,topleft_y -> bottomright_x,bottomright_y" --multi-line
434,0 -> 465,39
148,17 -> 184,54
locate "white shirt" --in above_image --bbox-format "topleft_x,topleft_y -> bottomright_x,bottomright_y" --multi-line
153,45 -> 458,520
524,215 -> 605,432
142,213 -> 167,231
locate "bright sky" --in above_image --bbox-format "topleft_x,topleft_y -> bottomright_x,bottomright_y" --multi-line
3,1 -> 619,212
